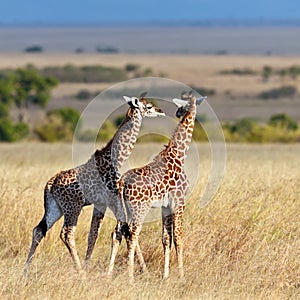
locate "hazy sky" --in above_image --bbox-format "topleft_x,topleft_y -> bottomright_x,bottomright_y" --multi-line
1,0 -> 300,25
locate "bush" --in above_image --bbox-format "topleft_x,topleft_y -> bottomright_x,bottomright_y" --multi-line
96,119 -> 117,142
113,114 -> 126,127
75,89 -> 91,100
137,134 -> 168,143
258,86 -> 297,100
125,64 -> 140,72
219,68 -> 257,75
0,119 -> 16,141
268,113 -> 298,131
76,129 -> 98,142
41,65 -> 127,83
262,66 -> 273,81
0,118 -> 29,142
223,114 -> 300,143
48,107 -> 81,131
0,103 -> 9,118
75,89 -> 100,100
96,46 -> 119,53
24,45 -> 43,53
190,86 -> 216,96
34,115 -> 74,142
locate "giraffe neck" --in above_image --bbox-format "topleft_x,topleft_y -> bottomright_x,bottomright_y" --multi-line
166,99 -> 196,160
95,108 -> 142,178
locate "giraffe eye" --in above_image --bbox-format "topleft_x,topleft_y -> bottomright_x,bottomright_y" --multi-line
146,105 -> 152,109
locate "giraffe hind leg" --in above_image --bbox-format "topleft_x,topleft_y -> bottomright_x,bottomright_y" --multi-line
162,206 -> 173,280
85,207 -> 106,269
24,197 -> 62,276
59,208 -> 83,273
173,204 -> 185,279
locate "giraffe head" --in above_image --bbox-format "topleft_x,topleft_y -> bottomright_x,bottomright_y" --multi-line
123,93 -> 165,118
173,91 -> 207,118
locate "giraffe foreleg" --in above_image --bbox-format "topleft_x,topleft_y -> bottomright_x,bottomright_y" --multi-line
85,207 -> 106,269
107,221 -> 123,277
162,206 -> 173,280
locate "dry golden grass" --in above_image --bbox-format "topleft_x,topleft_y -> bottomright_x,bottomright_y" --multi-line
0,143 -> 299,299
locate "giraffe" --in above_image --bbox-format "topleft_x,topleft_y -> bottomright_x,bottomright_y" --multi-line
24,94 -> 165,276
108,91 -> 206,280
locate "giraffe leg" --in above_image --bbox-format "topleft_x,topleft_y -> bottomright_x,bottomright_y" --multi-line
24,197 -> 62,276
173,204 -> 185,279
127,223 -> 143,282
135,241 -> 147,273
124,225 -> 147,273
85,207 -> 106,269
107,221 -> 123,277
162,206 -> 173,280
60,210 -> 83,273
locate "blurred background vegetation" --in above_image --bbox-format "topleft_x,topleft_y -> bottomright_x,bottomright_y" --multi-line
0,62 -> 300,143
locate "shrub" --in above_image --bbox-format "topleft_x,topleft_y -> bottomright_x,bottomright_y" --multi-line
0,118 -> 29,142
258,86 -> 297,100
268,113 -> 298,131
76,129 -> 98,142
125,64 -> 140,72
41,65 -> 127,83
219,68 -> 257,75
96,46 -> 119,53
262,66 -> 273,81
288,65 -> 300,79
34,115 -> 74,142
190,86 -> 216,96
137,134 -> 168,143
192,121 -> 208,141
113,114 -> 126,127
48,107 -> 81,131
0,103 -> 9,118
14,122 -> 30,140
24,45 -> 43,53
96,119 -> 117,142
0,119 -> 16,141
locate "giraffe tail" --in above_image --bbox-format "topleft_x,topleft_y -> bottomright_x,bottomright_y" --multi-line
117,180 -> 128,224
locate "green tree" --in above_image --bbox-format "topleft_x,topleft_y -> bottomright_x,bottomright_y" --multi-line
0,74 -> 15,107
13,67 -> 58,122
0,103 -> 9,118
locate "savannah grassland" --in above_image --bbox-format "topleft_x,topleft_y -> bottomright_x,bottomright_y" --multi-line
0,52 -> 300,299
0,143 -> 299,299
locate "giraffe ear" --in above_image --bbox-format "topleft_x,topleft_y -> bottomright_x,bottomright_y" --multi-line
172,98 -> 188,108
123,96 -> 131,103
196,96 -> 207,105
123,96 -> 139,108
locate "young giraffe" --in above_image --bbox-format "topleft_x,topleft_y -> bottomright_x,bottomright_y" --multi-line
24,95 -> 165,275
109,92 -> 205,280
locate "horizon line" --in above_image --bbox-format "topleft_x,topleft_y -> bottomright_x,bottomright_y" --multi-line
1,18 -> 300,28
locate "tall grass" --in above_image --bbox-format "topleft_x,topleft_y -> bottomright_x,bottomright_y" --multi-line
0,143 -> 299,299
